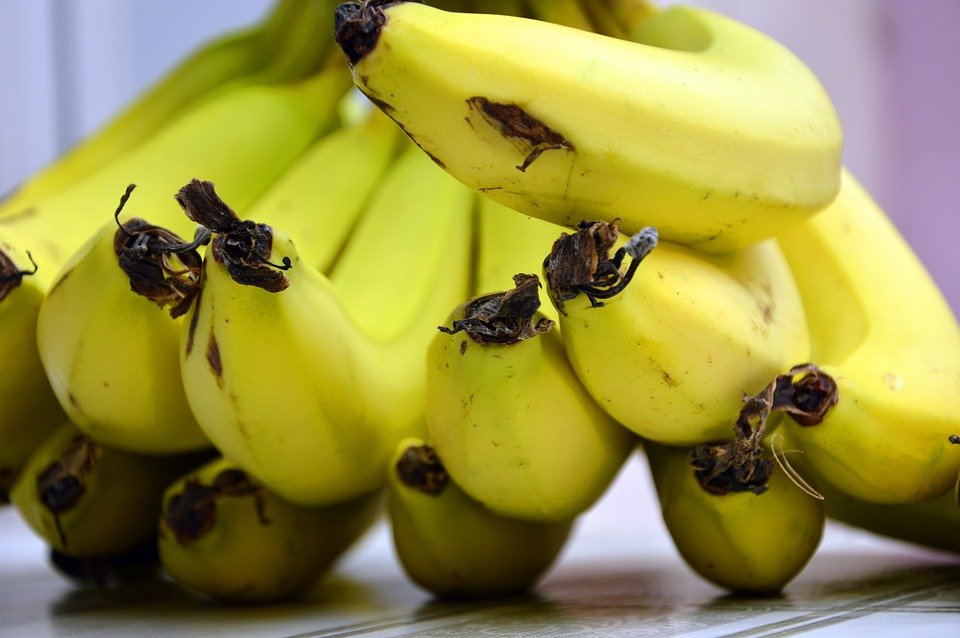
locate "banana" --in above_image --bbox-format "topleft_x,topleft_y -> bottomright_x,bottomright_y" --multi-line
243,107 -> 403,273
0,0 -> 318,218
35,188 -> 211,455
428,269 -> 635,522
542,220 -> 809,446
597,0 -> 660,34
0,63 -> 350,291
157,456 -> 382,602
816,471 -> 960,556
473,194 -> 565,324
387,438 -> 574,599
333,1 -> 842,253
0,64 -> 351,465
178,145 -> 473,506
774,169 -> 960,504
645,439 -> 825,595
47,537 -> 160,589
10,422 -> 208,558
0,248 -> 65,502
525,0 -> 595,31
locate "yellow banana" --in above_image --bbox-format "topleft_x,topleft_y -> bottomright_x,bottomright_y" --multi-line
10,422 -> 207,558
333,1 -> 842,253
0,0 -> 320,218
0,65 -> 351,465
158,456 -> 382,602
179,146 -> 473,506
245,107 -> 404,273
427,270 -> 635,523
645,439 -> 824,595
774,169 -> 960,504
387,438 -> 573,599
35,189 -> 211,455
543,220 -> 809,446
473,194 -> 565,325
0,250 -> 64,501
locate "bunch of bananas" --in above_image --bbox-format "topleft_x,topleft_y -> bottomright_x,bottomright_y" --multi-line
2,0 -> 958,604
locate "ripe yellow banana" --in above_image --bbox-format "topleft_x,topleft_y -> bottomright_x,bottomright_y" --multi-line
543,220 -> 809,446
179,146 -> 473,506
775,169 -> 960,504
428,270 -> 635,523
0,0 -> 322,219
387,438 -> 573,599
10,422 -> 207,558
0,251 -> 64,501
158,456 -> 382,602
245,107 -> 404,273
645,439 -> 825,595
334,0 -> 842,252
36,189 -> 211,455
473,194 -> 565,325
0,64 -> 351,465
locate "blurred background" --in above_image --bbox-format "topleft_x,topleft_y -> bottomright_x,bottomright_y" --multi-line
0,0 -> 957,573
0,0 -> 957,317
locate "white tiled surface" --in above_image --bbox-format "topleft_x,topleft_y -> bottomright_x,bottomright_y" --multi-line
2,454 -> 959,637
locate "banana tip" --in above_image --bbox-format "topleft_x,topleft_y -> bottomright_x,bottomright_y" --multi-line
334,1 -> 391,66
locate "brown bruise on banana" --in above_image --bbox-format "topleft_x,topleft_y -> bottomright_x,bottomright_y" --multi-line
206,330 -> 223,386
0,246 -> 38,302
111,184 -> 208,319
175,179 -> 292,293
438,273 -> 554,345
36,434 -> 102,549
396,445 -> 448,496
162,467 -> 268,545
691,364 -> 839,496
465,97 -> 574,172
184,276 -> 204,357
543,220 -> 659,314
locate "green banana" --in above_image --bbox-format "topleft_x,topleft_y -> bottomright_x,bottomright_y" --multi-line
35,189 -> 211,455
774,169 -> 960,504
0,0 -> 318,219
387,438 -> 573,599
334,0 -> 842,253
10,422 -> 207,558
427,271 -> 635,522
542,220 -> 809,446
645,439 -> 825,595
158,456 -> 382,602
178,146 -> 473,506
817,472 -> 960,556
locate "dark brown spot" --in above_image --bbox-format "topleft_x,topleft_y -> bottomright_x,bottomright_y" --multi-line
184,281 -> 203,356
36,435 -> 101,548
396,445 -> 448,496
164,467 -> 266,545
459,339 -> 468,355
466,97 -> 574,171
206,331 -> 223,383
